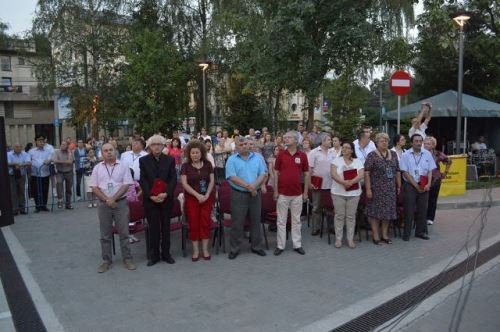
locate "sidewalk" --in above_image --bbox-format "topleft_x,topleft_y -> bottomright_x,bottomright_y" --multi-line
0,188 -> 499,331
437,186 -> 500,209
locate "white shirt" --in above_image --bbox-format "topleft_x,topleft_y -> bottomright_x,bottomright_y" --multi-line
390,147 -> 406,163
400,148 -> 436,183
354,140 -> 376,165
308,146 -> 336,189
471,142 -> 487,151
328,147 -> 342,159
120,150 -> 148,181
330,157 -> 364,197
408,123 -> 428,139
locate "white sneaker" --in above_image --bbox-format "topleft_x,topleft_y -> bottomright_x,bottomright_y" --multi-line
92,203 -> 97,207
88,203 -> 93,208
427,220 -> 434,225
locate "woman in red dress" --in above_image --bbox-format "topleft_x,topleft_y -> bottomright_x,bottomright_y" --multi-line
180,140 -> 215,261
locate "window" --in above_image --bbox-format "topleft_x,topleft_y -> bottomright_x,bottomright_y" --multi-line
1,56 -> 11,71
4,102 -> 14,118
1,77 -> 12,91
18,57 -> 25,65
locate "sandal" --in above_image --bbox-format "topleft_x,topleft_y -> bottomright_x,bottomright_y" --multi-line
372,239 -> 382,245
381,238 -> 393,244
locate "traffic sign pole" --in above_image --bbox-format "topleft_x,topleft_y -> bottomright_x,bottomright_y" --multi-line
389,70 -> 412,135
397,96 -> 401,134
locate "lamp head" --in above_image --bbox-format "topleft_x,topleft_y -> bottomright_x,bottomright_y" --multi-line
453,14 -> 470,27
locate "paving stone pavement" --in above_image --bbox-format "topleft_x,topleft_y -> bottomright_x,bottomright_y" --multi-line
1,188 -> 499,332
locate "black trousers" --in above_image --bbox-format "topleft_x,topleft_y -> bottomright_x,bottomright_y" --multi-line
76,169 -> 85,197
31,176 -> 49,209
403,182 -> 429,237
145,203 -> 172,260
427,180 -> 441,222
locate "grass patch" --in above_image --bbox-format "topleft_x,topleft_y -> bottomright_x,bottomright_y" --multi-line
466,177 -> 500,190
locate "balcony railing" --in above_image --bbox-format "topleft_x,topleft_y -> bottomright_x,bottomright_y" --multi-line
1,85 -> 23,93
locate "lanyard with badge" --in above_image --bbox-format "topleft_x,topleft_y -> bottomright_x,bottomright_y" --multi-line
105,163 -> 116,194
412,152 -> 423,179
380,150 -> 394,179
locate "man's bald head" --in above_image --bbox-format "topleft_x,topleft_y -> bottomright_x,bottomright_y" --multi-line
13,143 -> 22,153
101,143 -> 117,162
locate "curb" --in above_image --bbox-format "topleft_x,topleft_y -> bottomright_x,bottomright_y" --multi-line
437,200 -> 500,210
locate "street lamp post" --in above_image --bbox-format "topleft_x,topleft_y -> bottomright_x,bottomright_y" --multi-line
453,14 -> 470,154
199,63 -> 209,130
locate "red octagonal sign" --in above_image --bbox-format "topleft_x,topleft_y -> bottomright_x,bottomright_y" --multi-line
389,71 -> 412,96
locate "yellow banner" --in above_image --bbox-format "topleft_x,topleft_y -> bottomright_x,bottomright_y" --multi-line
439,154 -> 467,197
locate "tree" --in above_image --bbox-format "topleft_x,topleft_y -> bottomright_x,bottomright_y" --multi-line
414,0 -> 500,102
33,0 -> 130,137
322,77 -> 373,141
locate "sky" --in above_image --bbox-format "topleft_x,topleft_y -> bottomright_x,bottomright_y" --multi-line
0,0 -> 38,35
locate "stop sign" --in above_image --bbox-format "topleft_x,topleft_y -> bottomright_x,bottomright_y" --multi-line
390,71 -> 412,96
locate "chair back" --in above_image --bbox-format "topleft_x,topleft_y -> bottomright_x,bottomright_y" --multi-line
319,190 -> 334,210
128,200 -> 145,222
171,198 -> 182,219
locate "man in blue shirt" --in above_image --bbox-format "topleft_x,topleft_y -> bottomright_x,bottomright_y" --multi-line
7,143 -> 31,215
29,135 -> 53,212
225,137 -> 268,259
400,134 -> 437,241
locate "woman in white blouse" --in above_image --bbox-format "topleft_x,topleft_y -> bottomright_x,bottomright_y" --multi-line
390,134 -> 406,162
330,142 -> 364,248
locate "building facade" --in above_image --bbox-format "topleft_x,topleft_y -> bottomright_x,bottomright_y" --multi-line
0,41 -> 57,148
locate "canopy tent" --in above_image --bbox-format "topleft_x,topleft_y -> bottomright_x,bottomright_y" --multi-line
382,90 -> 500,120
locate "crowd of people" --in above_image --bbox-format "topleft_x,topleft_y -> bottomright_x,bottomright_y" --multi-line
6,102 -> 456,273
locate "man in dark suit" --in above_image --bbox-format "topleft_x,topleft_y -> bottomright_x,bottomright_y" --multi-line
139,135 -> 177,266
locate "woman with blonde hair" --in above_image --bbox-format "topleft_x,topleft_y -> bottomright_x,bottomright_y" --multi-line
364,132 -> 401,245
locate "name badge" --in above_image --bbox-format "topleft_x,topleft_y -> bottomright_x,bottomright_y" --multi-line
199,180 -> 207,194
107,182 -> 114,194
295,157 -> 301,164
414,169 -> 420,177
386,167 -> 394,179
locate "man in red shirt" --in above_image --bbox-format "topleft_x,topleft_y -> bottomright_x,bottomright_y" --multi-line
274,131 -> 310,255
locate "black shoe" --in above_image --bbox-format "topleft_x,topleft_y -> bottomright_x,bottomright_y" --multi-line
228,252 -> 239,260
65,205 -> 74,210
19,210 -> 28,215
251,249 -> 267,256
294,247 -> 306,255
162,256 -> 175,264
311,230 -> 320,236
273,248 -> 284,256
13,211 -> 19,216
402,235 -> 410,241
147,259 -> 159,266
40,207 -> 50,212
35,209 -> 41,213
415,234 -> 430,240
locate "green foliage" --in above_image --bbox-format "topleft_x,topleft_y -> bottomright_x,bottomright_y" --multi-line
415,0 -> 500,102
32,0 -> 131,136
122,25 -> 192,136
223,74 -> 268,133
321,77 -> 372,141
